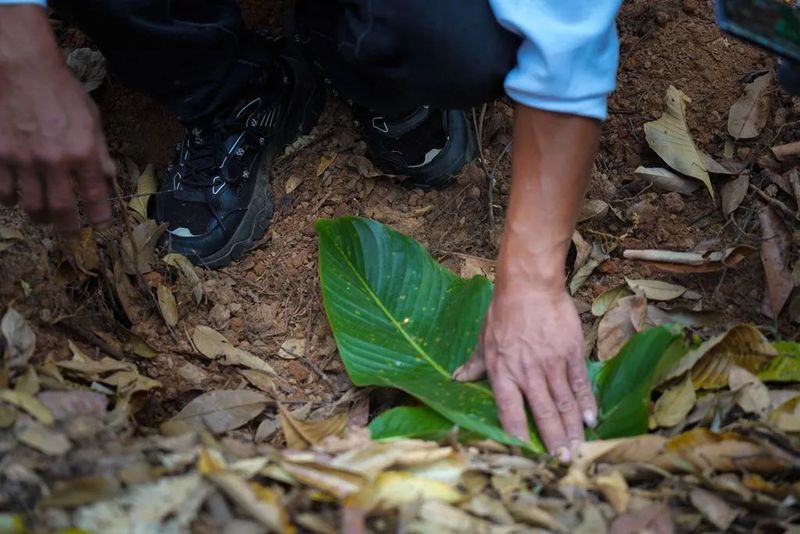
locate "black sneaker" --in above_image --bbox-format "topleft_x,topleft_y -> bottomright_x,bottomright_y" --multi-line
356,106 -> 477,190
155,46 -> 324,268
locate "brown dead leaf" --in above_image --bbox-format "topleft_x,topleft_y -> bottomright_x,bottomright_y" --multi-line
16,419 -> 71,455
38,391 -> 108,421
120,219 -> 166,275
578,199 -> 609,222
591,286 -> 633,317
316,153 -> 337,177
458,254 -> 496,281
728,72 -> 772,139
0,227 -> 23,252
759,206 -> 793,319
660,324 -> 778,389
156,285 -> 179,327
720,173 -> 750,218
595,470 -> 630,514
278,337 -> 306,360
163,253 -> 203,304
58,226 -> 99,274
239,370 -> 278,394
609,502 -> 674,534
634,166 -> 700,194
279,404 -> 348,449
728,366 -> 770,417
1,307 -> 35,368
171,390 -> 269,434
644,86 -> 713,197
112,259 -> 140,323
689,488 -> 738,530
625,278 -> 687,301
623,245 -> 756,273
653,375 -> 696,428
597,293 -> 647,361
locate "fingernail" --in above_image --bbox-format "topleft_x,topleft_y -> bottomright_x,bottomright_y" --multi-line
583,410 -> 597,428
452,366 -> 464,380
556,446 -> 571,464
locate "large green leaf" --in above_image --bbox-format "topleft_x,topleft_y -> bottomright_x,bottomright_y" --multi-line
369,406 -> 455,441
595,326 -> 687,438
316,217 -> 539,451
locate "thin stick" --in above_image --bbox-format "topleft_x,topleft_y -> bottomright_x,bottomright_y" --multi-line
749,184 -> 800,221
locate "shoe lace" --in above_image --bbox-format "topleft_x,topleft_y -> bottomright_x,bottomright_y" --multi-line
179,116 -> 249,189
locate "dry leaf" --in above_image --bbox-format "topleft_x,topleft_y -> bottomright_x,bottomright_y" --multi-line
597,293 -> 647,361
281,459 -> 366,499
591,286 -> 633,317
699,151 -> 741,175
728,366 -> 770,417
120,219 -> 165,275
156,285 -> 179,327
356,471 -> 462,510
458,254 -> 496,281
644,86 -> 713,198
112,259 -> 140,323
192,325 -> 277,374
285,175 -> 303,194
1,307 -> 35,368
569,241 -> 612,295
39,477 -> 120,508
634,166 -> 700,194
170,390 -> 269,433
66,48 -> 106,92
690,488 -> 738,530
623,245 -> 756,273
0,227 -> 23,252
129,333 -> 158,359
720,173 -> 750,218
38,391 -> 108,421
279,404 -> 348,448
625,278 -> 687,301
768,395 -> 800,432
58,226 -> 99,274
572,231 -> 592,273
278,337 -> 306,360
163,253 -> 203,304
240,369 -> 278,394
316,153 -> 337,177
0,389 -> 54,425
660,324 -> 778,389
609,502 -> 674,534
728,72 -> 772,139
653,375 -> 696,428
595,471 -> 630,514
128,164 -> 157,221
759,206 -> 793,319
578,199 -> 610,222
255,418 -> 280,441
16,420 -> 71,455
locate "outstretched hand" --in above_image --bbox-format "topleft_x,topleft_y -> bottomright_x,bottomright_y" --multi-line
454,282 -> 596,461
0,4 -> 114,234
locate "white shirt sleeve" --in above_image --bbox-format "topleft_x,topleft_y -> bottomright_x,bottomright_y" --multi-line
489,0 -> 623,121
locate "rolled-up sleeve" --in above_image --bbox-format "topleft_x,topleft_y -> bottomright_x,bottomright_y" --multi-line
489,0 -> 623,121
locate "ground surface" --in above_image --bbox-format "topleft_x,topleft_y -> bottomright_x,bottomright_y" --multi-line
1,0 -> 799,530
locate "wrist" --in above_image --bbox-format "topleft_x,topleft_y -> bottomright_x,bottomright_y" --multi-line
0,5 -> 62,70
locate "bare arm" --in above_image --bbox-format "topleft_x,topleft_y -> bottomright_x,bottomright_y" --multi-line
0,4 -> 113,232
456,104 -> 600,460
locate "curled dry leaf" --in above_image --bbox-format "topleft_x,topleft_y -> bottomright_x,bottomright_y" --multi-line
128,164 -> 157,221
163,253 -> 203,305
578,199 -> 609,222
1,307 -> 35,368
120,219 -> 166,275
728,366 -> 770,417
689,488 -> 739,530
572,231 -> 592,273
594,470 -> 630,514
622,245 -> 756,273
699,151 -> 742,175
597,292 -> 647,361
591,286 -> 633,317
720,173 -> 750,219
156,285 -> 179,327
625,278 -> 687,301
279,404 -> 348,449
634,166 -> 700,194
569,241 -> 612,295
660,324 -> 778,389
727,72 -> 772,140
759,206 -> 793,319
643,86 -> 713,198
171,390 -> 269,434
652,375 -> 696,428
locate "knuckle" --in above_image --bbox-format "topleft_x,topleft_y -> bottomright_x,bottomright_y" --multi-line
555,397 -> 577,414
535,406 -> 558,421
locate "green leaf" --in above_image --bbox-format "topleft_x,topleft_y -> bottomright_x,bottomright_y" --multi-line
595,325 -> 686,438
316,217 -> 540,451
369,406 -> 455,440
758,341 -> 800,382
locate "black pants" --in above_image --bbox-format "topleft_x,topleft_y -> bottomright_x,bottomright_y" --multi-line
51,0 -> 520,122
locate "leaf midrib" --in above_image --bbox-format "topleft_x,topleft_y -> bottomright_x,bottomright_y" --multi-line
330,237 -> 493,399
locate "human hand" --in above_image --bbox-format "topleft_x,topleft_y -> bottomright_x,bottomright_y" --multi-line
0,4 -> 114,233
454,282 -> 596,462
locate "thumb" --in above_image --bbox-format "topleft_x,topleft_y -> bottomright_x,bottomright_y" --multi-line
453,348 -> 486,382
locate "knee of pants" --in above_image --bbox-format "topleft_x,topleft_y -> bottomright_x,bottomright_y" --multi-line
336,0 -> 521,108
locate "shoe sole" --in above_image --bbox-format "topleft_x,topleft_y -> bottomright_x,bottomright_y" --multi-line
196,52 -> 325,269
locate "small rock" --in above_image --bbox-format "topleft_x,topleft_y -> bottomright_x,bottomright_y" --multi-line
598,259 -> 620,274
663,192 -> 686,213
208,303 -> 230,328
655,10 -> 670,25
467,186 -> 481,199
682,0 -> 699,15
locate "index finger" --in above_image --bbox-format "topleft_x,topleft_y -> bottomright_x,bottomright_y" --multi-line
75,151 -> 112,228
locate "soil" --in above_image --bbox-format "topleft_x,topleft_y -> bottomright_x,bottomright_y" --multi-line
2,0 -> 799,447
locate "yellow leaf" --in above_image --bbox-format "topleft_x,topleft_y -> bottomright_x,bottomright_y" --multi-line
128,164 -> 157,220
653,375 -> 696,427
0,389 -> 54,425
659,324 -> 778,389
644,86 -> 713,198
156,285 -> 179,327
355,471 -> 462,509
281,461 -> 366,499
316,153 -> 337,177
279,404 -> 347,449
595,470 -> 629,514
768,395 -> 800,432
129,333 -> 158,359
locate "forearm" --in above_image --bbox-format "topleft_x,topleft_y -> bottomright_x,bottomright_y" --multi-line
496,105 -> 600,293
0,4 -> 61,70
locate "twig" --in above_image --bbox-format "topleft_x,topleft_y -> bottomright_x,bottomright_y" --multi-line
57,319 -> 125,360
471,107 -> 497,232
749,184 -> 800,221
